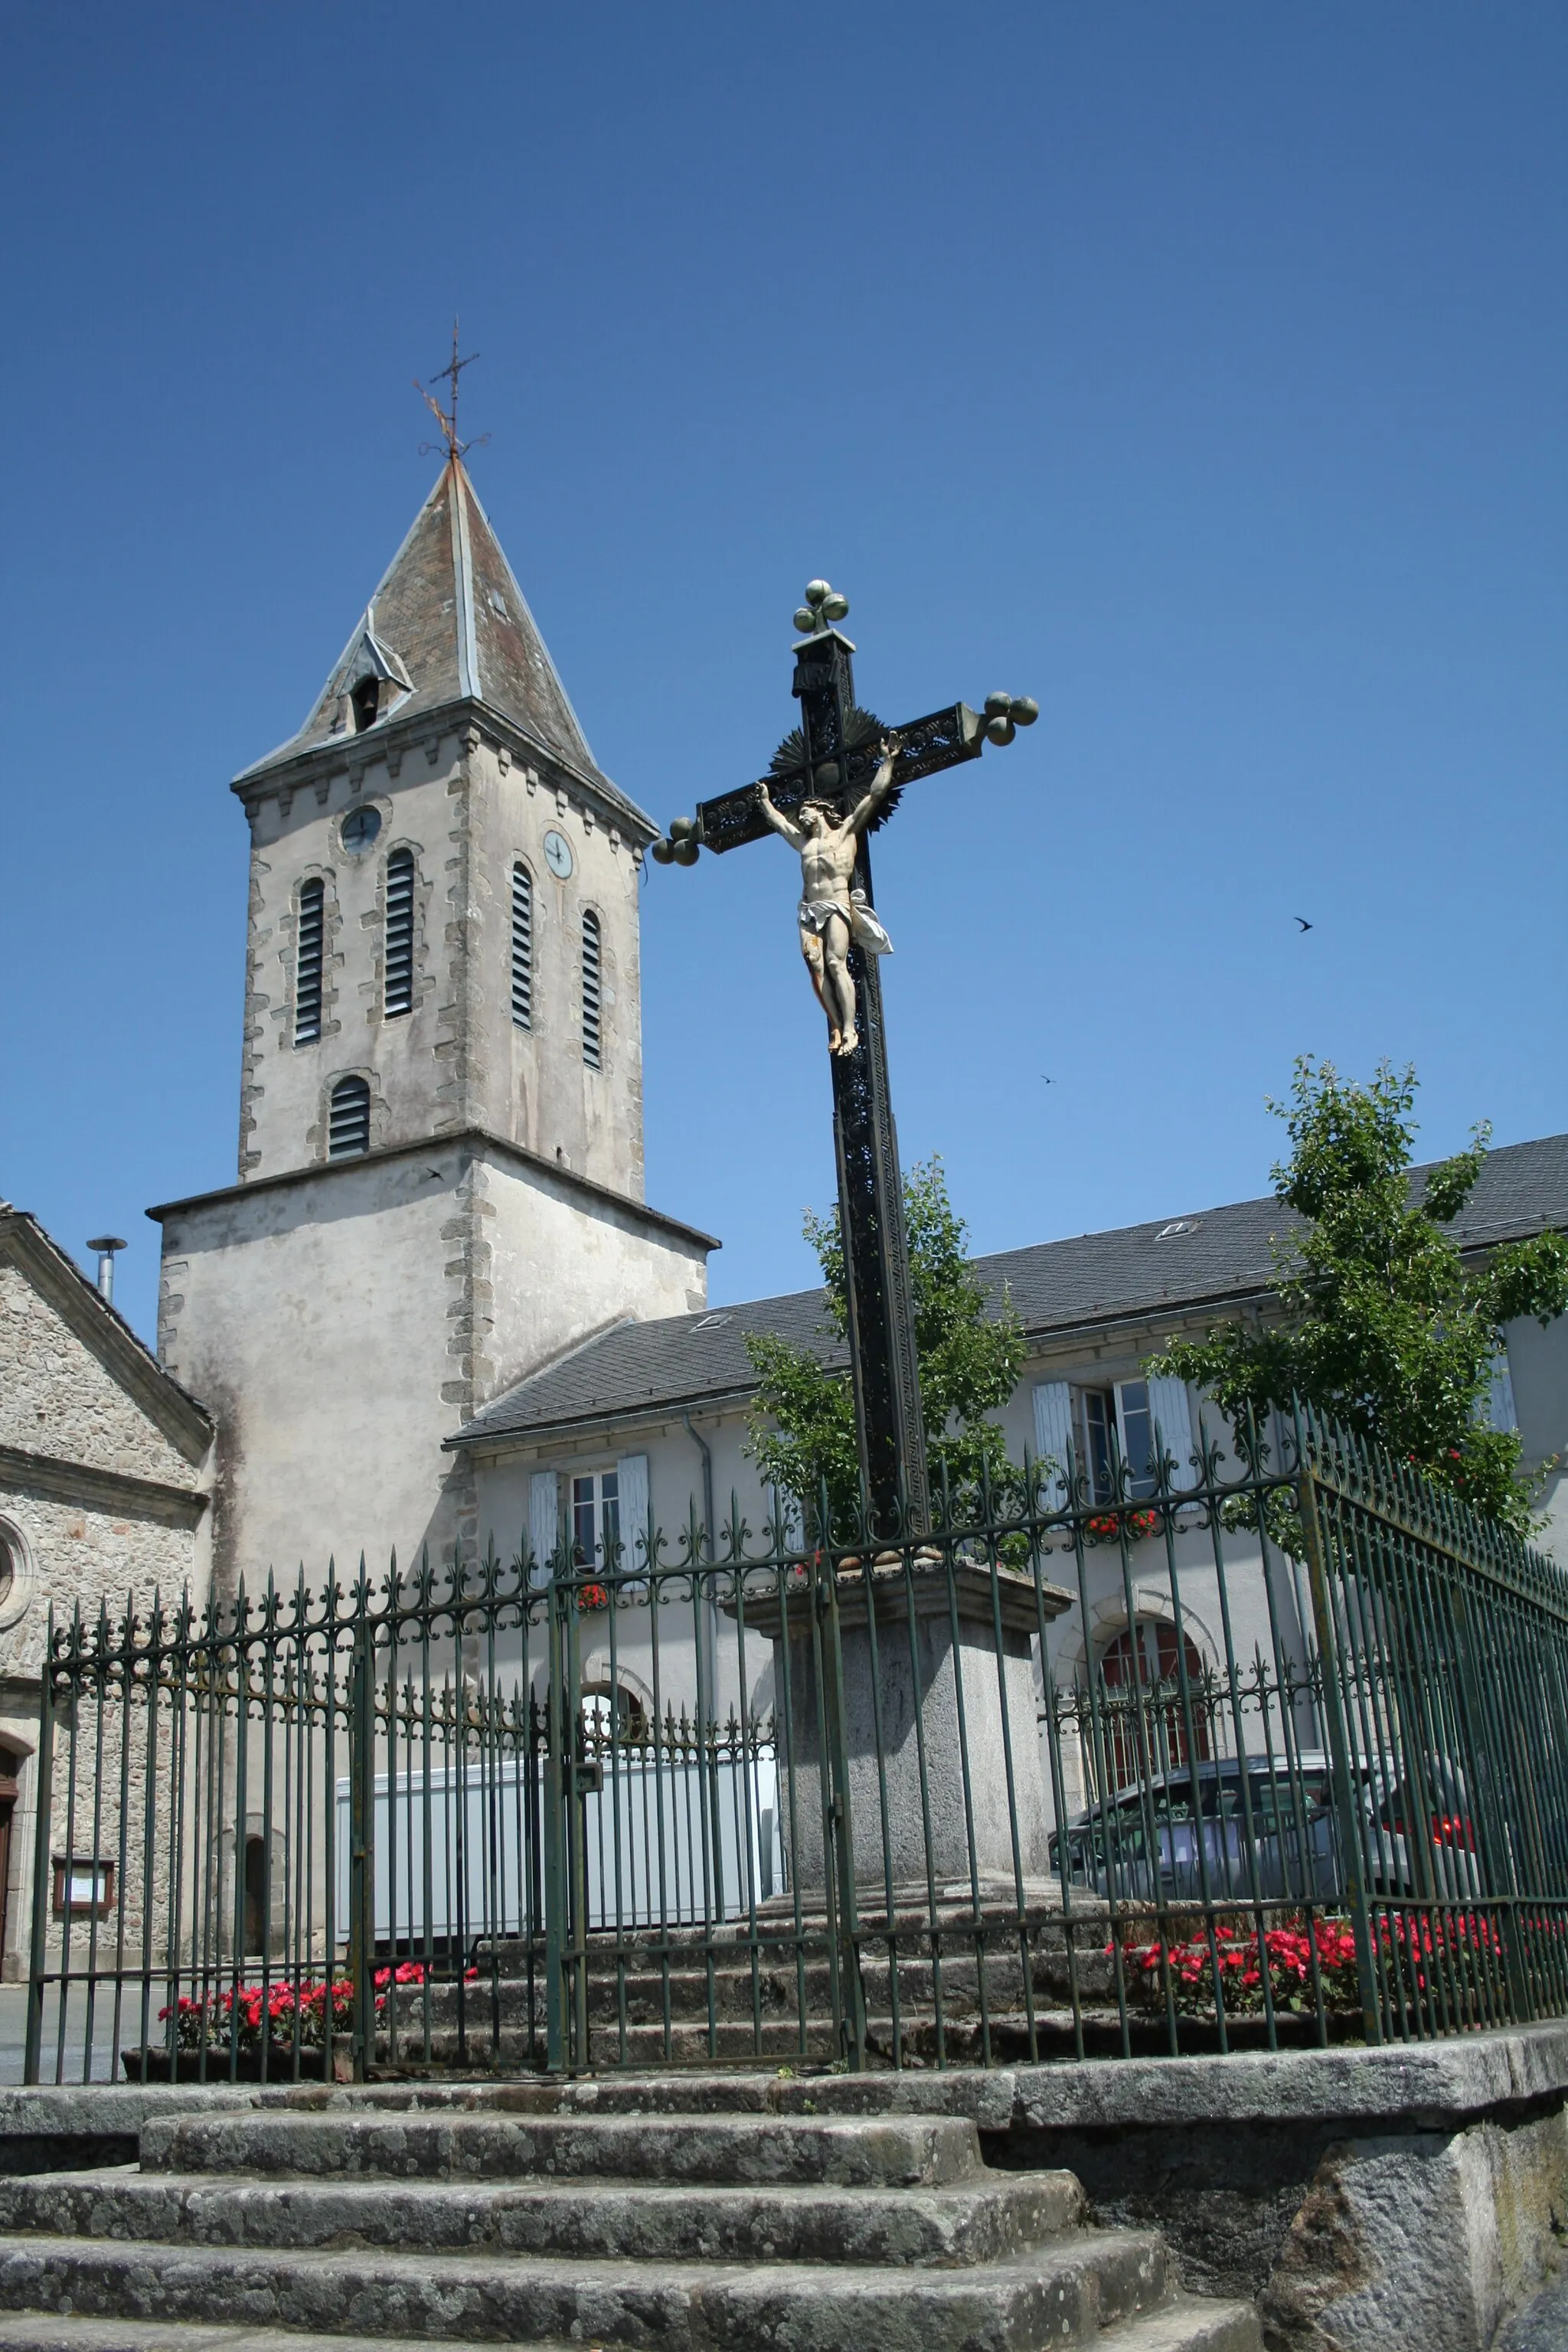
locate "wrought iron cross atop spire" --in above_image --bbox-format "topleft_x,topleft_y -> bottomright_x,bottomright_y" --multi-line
652,581 -> 1037,1532
415,318 -> 486,463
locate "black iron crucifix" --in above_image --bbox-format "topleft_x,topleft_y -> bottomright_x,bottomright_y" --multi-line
652,580 -> 1035,1533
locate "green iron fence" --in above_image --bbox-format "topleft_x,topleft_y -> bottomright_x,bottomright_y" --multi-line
25,1406 -> 1568,2082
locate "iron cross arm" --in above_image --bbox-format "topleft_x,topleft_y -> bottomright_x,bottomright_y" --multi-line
652,694 -> 1036,864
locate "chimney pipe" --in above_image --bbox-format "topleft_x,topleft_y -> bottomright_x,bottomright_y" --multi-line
86,1236 -> 126,1305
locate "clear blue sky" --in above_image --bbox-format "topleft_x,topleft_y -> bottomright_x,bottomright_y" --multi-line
1,4 -> 1563,1345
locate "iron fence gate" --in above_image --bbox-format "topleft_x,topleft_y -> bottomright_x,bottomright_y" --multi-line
26,1408 -> 1568,2083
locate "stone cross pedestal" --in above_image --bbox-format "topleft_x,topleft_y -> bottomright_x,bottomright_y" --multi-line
740,1557 -> 1074,1908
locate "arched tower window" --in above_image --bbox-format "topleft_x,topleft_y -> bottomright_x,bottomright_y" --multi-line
294,880 -> 324,1046
581,909 -> 603,1070
384,851 -> 415,1018
328,1076 -> 371,1158
511,864 -> 533,1030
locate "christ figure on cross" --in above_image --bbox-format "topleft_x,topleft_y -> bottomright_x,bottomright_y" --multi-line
755,734 -> 903,1057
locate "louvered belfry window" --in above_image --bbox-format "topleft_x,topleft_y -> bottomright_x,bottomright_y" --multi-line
294,880 -> 325,1045
384,850 -> 415,1018
328,1075 -> 371,1158
511,864 -> 533,1030
581,910 -> 603,1070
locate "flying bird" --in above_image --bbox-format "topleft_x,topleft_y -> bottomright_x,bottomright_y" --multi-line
1040,1074 -> 1054,1083
1294,916 -> 1313,932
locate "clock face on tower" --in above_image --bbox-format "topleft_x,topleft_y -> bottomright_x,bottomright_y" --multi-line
543,829 -> 574,880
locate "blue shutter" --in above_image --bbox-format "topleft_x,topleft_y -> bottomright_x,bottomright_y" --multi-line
1032,1381 -> 1074,1508
1145,1374 -> 1197,1491
528,1470 -> 559,1586
616,1452 -> 650,1576
1485,1348 -> 1518,1434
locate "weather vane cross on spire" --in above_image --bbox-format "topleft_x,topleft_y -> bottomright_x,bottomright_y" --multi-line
415,318 -> 487,462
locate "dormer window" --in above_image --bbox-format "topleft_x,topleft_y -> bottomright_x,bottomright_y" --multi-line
351,677 -> 381,733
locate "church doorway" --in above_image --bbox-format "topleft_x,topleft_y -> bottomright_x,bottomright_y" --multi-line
243,1834 -> 267,1955
0,1746 -> 21,1968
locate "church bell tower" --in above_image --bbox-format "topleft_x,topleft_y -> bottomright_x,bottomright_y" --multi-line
152,447 -> 714,1591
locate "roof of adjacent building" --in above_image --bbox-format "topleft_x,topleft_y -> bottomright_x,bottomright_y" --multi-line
450,1130 -> 1568,1452
236,458 -> 643,818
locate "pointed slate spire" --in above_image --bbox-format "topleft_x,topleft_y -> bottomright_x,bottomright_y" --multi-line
253,457 -> 603,782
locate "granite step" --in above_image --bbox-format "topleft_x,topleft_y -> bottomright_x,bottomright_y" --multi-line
0,2232 -> 1176,2348
0,2302 -> 1260,2352
0,2164 -> 1082,2268
0,2323 -> 499,2352
138,2107 -> 985,2187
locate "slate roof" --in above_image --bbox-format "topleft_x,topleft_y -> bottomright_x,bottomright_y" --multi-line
450,1132 -> 1568,1453
237,458 -> 637,812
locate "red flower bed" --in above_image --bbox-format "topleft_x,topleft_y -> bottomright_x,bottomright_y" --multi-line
159,1961 -> 426,2051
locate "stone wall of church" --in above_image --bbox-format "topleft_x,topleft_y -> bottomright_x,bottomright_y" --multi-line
0,1265 -> 193,1491
157,1138 -> 708,1596
236,717 -> 648,1201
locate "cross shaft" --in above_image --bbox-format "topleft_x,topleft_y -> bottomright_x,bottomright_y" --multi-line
657,590 -> 1034,1533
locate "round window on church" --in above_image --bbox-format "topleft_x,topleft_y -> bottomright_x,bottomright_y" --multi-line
0,1537 -> 12,1611
341,805 -> 382,855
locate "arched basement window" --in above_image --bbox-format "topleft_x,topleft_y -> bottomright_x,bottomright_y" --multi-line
328,1075 -> 371,1158
384,850 -> 415,1018
581,909 -> 603,1070
294,880 -> 324,1045
511,863 -> 533,1030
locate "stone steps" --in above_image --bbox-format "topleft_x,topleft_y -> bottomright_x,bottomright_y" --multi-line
0,2233 -> 1207,2349
0,2167 -> 1081,2268
0,2080 -> 1262,2350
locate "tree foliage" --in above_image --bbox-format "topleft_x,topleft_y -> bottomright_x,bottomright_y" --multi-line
744,1158 -> 1024,1530
1147,1060 -> 1568,1537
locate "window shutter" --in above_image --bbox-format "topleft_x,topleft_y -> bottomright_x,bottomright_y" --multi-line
1032,1381 -> 1074,1507
511,864 -> 533,1030
1145,1374 -> 1197,1491
295,880 -> 324,1045
384,850 -> 415,1017
528,1470 -> 560,1585
327,1075 -> 371,1158
581,911 -> 603,1069
616,1452 -> 649,1574
1485,1348 -> 1518,1434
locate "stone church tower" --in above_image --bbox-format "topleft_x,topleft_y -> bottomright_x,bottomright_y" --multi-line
152,457 -> 714,1589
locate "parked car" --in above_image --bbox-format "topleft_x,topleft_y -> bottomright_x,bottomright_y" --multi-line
1047,1750 -> 1481,1904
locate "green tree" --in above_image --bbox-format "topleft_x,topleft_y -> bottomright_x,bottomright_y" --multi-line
745,1158 -> 1024,1532
1147,1059 -> 1568,1537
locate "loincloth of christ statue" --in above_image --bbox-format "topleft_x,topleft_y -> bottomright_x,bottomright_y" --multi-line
754,735 -> 901,1057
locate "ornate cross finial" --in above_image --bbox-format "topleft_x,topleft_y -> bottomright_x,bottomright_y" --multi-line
415,318 -> 488,462
793,578 -> 850,636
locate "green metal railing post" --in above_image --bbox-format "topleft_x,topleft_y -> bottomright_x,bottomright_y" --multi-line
1296,1452 -> 1383,2046
347,1618 -> 374,2081
818,1544 -> 867,2071
24,1619 -> 56,2086
542,1555 -> 566,2071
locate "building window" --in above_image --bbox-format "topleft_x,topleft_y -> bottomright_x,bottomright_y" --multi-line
580,1681 -> 648,1745
1097,1621 -> 1212,1788
351,676 -> 381,733
384,850 -> 415,1018
1076,1381 -> 1157,1503
511,864 -> 533,1030
581,910 -> 602,1069
328,1075 -> 371,1158
295,879 -> 324,1045
572,1468 -> 620,1569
